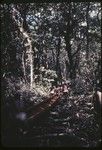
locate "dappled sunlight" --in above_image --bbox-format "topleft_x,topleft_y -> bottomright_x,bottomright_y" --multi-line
1,2 -> 101,148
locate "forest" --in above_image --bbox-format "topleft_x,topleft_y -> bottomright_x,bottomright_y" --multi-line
1,2 -> 101,147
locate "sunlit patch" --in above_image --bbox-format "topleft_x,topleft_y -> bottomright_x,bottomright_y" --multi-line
90,10 -> 97,18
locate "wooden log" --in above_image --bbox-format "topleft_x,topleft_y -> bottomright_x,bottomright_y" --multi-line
14,88 -> 64,132
27,94 -> 60,121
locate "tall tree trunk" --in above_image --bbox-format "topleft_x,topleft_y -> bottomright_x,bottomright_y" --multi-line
30,42 -> 33,89
56,37 -> 62,83
11,5 -> 34,89
64,4 -> 75,79
86,2 -> 90,60
22,50 -> 27,83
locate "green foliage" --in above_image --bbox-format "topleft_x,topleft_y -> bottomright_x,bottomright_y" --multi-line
43,68 -> 57,79
38,66 -> 57,88
1,2 -> 101,105
1,3 -> 101,147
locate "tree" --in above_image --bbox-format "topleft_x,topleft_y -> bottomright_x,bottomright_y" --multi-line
11,4 -> 34,89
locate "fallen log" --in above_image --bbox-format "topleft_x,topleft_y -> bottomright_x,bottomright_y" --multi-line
26,93 -> 63,121
15,91 -> 63,127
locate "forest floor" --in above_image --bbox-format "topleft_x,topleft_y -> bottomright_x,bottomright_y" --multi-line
2,92 -> 101,147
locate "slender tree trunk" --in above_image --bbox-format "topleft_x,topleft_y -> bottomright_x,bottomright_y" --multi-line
52,49 -> 56,68
30,43 -> 33,89
56,37 -> 62,83
64,3 -> 76,79
86,3 -> 90,60
22,50 -> 27,83
64,3 -> 81,80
